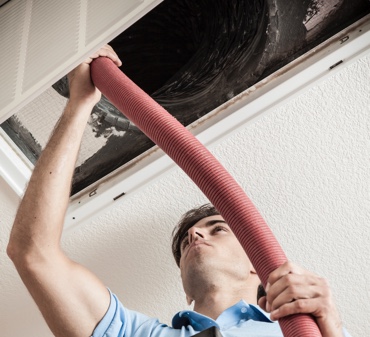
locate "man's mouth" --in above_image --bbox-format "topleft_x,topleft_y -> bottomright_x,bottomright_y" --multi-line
185,240 -> 210,257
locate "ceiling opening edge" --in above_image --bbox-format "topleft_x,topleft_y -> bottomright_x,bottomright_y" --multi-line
63,14 -> 370,231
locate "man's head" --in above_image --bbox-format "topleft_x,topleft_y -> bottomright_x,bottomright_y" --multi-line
172,204 -> 219,267
172,204 -> 261,305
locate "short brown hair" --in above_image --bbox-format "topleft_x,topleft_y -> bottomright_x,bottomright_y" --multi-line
171,204 -> 220,267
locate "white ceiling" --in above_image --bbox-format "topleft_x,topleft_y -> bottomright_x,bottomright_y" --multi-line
1,52 -> 369,337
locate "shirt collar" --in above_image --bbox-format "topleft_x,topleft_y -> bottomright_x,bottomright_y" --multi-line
172,300 -> 272,330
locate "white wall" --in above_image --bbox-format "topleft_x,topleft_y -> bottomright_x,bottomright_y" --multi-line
1,53 -> 369,337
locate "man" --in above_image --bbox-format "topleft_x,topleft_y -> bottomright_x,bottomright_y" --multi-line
7,45 -> 348,337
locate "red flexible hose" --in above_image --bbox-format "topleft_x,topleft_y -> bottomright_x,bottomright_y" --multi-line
90,57 -> 322,337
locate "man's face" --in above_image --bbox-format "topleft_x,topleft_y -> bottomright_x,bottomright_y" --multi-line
179,215 -> 253,295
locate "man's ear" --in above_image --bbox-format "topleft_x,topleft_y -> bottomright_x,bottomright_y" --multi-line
186,295 -> 193,306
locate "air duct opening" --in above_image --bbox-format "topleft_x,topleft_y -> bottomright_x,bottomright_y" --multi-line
1,0 -> 370,195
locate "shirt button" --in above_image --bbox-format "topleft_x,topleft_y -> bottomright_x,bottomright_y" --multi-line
241,307 -> 248,313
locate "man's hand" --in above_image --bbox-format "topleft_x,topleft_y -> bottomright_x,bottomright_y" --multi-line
68,44 -> 122,108
258,261 -> 344,337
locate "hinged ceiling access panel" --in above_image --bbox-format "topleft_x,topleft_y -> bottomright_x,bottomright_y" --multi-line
0,0 -> 163,123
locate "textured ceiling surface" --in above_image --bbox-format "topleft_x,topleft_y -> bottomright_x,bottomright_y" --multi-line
1,53 -> 369,337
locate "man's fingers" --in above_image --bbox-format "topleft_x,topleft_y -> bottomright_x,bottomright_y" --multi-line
263,262 -> 343,334
266,273 -> 318,306
269,281 -> 321,312
264,262 -> 330,310
85,45 -> 122,67
267,261 -> 307,286
269,298 -> 318,320
264,268 -> 333,323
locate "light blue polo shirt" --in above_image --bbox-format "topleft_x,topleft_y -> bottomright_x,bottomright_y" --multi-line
92,290 -> 351,337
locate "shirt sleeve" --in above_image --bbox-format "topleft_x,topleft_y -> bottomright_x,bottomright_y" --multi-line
92,289 -> 159,337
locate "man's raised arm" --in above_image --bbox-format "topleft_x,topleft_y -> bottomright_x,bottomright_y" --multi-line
7,45 -> 122,337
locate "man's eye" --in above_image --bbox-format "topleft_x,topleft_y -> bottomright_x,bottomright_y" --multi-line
213,225 -> 226,233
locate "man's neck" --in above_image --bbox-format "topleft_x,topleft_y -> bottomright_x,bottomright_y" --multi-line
192,283 -> 258,320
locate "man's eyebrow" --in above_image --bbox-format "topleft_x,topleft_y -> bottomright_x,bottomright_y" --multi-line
204,219 -> 228,227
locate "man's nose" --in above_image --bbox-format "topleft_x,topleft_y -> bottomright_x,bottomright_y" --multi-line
188,227 -> 205,243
